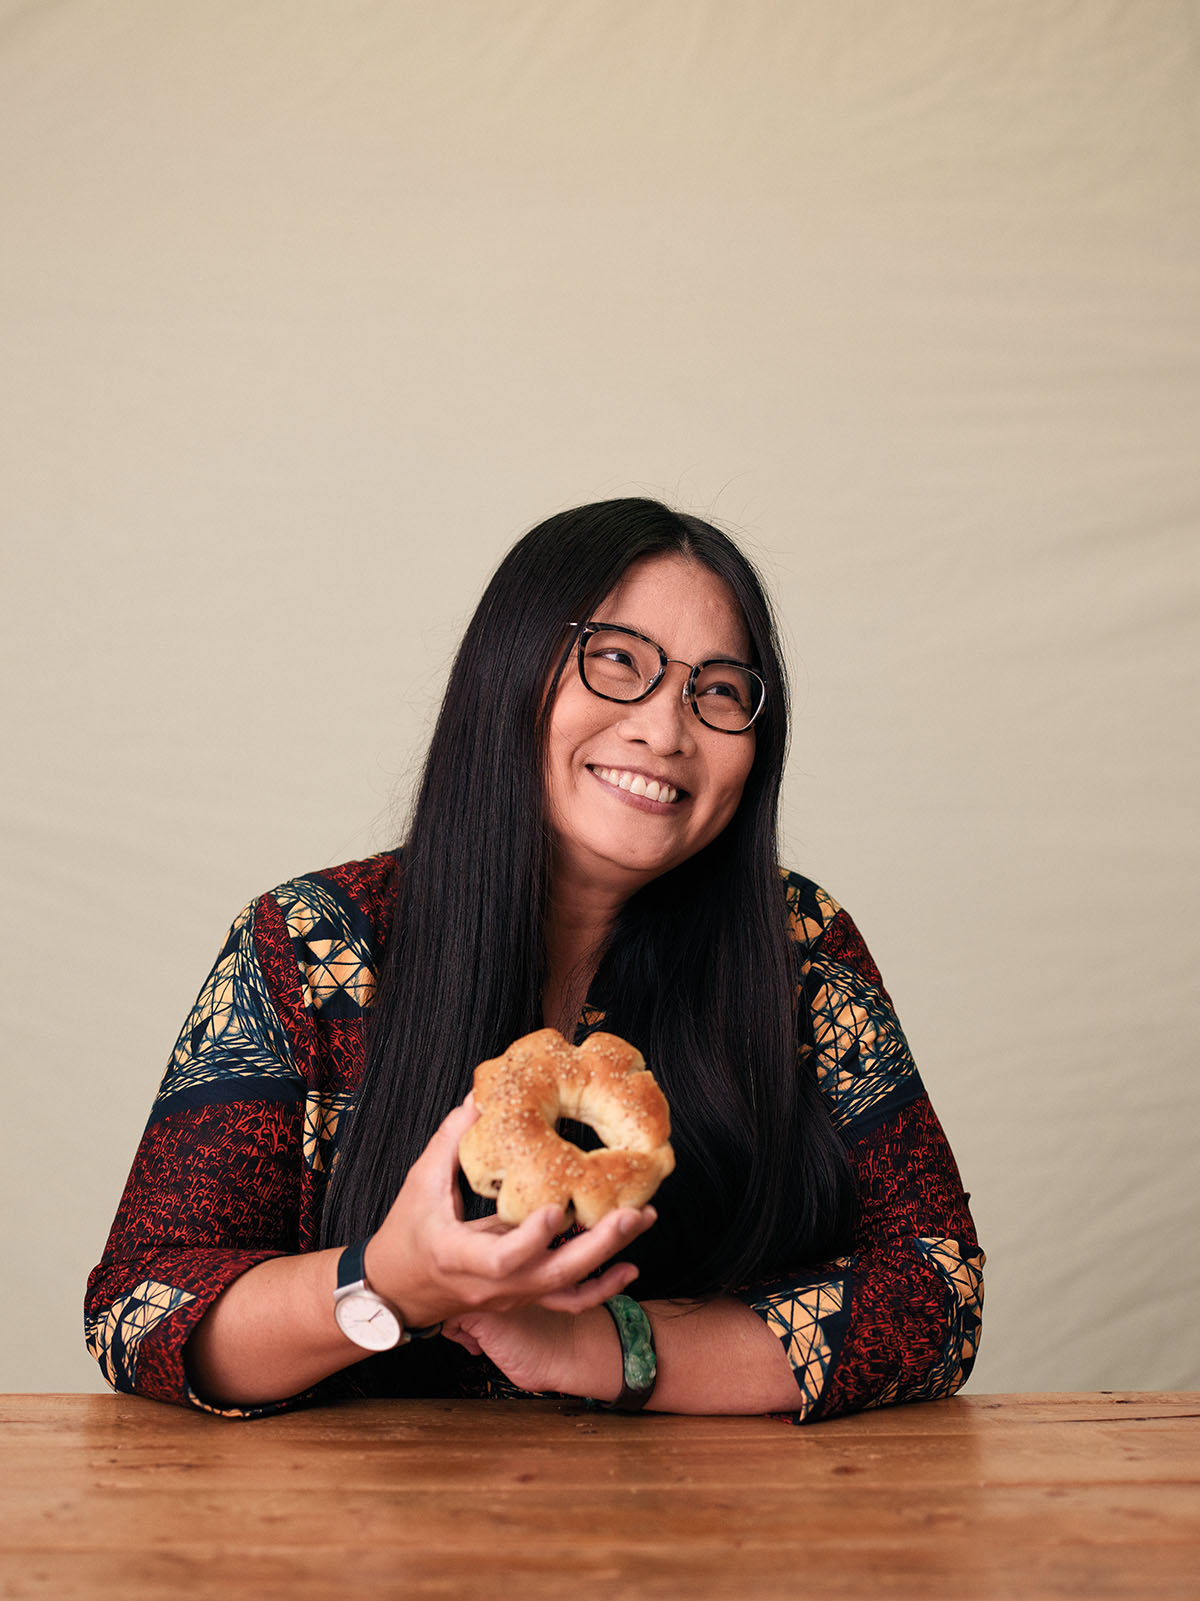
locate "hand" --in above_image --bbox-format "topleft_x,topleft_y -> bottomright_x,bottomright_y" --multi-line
363,1099 -> 657,1330
441,1303 -> 623,1400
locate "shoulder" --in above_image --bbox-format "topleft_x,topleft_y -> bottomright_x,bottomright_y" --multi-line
778,867 -> 891,1004
255,850 -> 401,1018
780,866 -> 920,1129
779,867 -> 841,950
266,850 -> 401,932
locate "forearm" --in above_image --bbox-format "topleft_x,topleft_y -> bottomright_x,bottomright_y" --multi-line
185,1248 -> 365,1407
184,1156 -> 653,1410
644,1298 -> 800,1413
570,1296 -> 801,1415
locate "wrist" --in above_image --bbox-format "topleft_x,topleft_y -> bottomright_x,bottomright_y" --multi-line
587,1295 -> 657,1411
362,1232 -> 437,1331
340,1236 -> 442,1348
571,1304 -> 625,1402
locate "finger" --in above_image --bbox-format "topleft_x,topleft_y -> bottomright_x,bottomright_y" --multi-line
537,1261 -> 639,1314
438,1098 -> 480,1144
405,1099 -> 480,1206
484,1205 -> 569,1273
444,1205 -> 565,1283
533,1206 -> 651,1282
436,1201 -> 642,1296
462,1215 -> 513,1238
582,1205 -> 656,1253
475,1204 -> 644,1294
441,1324 -> 483,1356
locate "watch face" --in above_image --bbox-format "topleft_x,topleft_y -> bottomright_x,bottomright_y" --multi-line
334,1290 -> 403,1351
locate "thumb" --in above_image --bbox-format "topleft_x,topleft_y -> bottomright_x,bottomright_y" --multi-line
412,1097 -> 479,1196
441,1095 -> 480,1144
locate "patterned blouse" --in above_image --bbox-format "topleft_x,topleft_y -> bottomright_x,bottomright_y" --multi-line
85,852 -> 984,1421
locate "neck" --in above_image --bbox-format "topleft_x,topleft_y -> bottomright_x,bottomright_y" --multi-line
542,858 -> 637,1036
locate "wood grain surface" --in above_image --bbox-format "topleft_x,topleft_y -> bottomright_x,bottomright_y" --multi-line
2,1393 -> 1198,1600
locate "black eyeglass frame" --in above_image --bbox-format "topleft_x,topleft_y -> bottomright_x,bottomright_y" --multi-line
566,620 -> 767,734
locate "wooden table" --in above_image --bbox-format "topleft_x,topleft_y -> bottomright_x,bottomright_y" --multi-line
2,1393 -> 1197,1599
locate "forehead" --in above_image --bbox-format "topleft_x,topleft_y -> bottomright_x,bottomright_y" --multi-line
599,554 -> 751,660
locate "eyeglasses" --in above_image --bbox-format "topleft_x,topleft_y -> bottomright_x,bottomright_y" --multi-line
567,621 -> 766,734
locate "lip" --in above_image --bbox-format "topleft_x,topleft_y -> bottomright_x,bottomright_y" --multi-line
587,763 -> 688,812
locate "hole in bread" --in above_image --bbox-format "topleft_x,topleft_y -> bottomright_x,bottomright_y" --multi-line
555,1116 -> 603,1153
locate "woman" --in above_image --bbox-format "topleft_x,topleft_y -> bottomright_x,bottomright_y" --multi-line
86,498 -> 983,1419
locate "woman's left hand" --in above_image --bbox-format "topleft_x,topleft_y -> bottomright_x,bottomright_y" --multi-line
441,1302 -> 623,1400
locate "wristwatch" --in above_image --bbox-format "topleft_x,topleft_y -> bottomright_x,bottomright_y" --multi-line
333,1239 -> 441,1352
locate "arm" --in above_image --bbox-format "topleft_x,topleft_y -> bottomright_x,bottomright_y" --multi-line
734,1093 -> 983,1421
84,892 -> 315,1415
445,884 -> 983,1419
732,884 -> 984,1422
443,1293 -> 802,1412
445,1083 -> 980,1417
86,875 -> 653,1414
185,1100 -> 652,1408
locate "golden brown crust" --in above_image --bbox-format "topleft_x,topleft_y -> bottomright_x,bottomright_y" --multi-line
458,1028 -> 675,1227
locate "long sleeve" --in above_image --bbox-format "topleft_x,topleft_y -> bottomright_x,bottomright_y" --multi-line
735,873 -> 984,1423
83,860 -> 390,1416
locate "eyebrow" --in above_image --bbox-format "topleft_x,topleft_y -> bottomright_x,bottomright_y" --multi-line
592,618 -> 756,669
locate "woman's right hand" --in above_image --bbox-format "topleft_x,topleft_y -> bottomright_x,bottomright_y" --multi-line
362,1099 -> 656,1331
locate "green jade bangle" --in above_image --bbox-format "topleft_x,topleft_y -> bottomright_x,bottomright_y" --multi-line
589,1294 -> 657,1411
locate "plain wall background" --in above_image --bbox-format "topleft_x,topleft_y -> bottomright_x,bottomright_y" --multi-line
3,0 -> 1197,1396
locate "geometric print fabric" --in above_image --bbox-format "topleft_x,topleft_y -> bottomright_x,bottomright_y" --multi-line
302,1087 -> 356,1175
808,962 -> 920,1130
783,872 -> 841,947
275,877 -> 378,1016
86,852 -> 984,1425
785,871 -> 920,1129
911,1236 -> 986,1401
752,1271 -> 851,1420
84,1279 -> 195,1392
156,901 -> 300,1107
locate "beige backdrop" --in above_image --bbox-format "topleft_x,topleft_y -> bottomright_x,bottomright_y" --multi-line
3,1 -> 1198,1396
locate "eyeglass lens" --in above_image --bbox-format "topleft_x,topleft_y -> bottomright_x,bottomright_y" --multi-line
579,628 -> 762,731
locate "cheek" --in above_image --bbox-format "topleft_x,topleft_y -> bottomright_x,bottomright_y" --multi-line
543,722 -> 574,810
544,688 -> 604,805
713,741 -> 755,814
547,679 -> 620,758
545,712 -> 582,781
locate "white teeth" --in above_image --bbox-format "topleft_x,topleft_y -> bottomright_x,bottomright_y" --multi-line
593,766 -> 679,804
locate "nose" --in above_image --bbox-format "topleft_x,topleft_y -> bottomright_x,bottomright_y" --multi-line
615,662 -> 697,756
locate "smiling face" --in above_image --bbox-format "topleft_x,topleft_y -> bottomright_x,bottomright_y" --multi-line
544,552 -> 757,905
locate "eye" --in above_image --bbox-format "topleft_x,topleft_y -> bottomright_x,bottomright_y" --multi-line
582,631 -> 652,680
591,646 -> 637,670
697,676 -> 749,709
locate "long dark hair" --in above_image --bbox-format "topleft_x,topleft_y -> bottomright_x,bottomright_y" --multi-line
320,499 -> 856,1294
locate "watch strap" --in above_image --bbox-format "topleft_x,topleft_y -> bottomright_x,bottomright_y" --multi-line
336,1238 -> 372,1293
335,1239 -> 443,1339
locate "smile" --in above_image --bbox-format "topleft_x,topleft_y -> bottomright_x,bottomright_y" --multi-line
590,765 -> 682,805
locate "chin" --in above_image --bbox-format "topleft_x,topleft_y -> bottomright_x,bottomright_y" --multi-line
595,840 -> 689,884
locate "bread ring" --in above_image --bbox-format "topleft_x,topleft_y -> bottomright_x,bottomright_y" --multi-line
458,1028 -> 674,1228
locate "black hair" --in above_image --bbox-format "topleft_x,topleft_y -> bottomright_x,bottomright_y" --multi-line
319,498 -> 856,1294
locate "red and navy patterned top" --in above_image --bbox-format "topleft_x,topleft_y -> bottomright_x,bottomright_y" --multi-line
85,852 -> 984,1421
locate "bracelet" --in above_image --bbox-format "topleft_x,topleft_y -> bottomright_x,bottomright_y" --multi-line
589,1294 -> 657,1412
